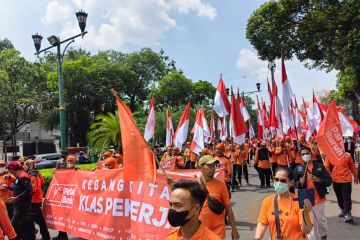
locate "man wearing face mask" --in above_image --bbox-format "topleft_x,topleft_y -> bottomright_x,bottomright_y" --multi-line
295,147 -> 332,240
166,180 -> 219,240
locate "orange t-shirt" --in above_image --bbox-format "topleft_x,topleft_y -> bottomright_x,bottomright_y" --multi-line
0,199 -> 17,240
254,149 -> 271,169
324,154 -> 357,183
293,152 -> 305,165
166,223 -> 220,240
232,150 -> 241,165
30,172 -> 44,203
258,194 -> 307,240
199,178 -> 230,239
275,147 -> 289,167
0,174 -> 15,203
214,156 -> 232,182
269,146 -> 278,164
306,163 -> 325,204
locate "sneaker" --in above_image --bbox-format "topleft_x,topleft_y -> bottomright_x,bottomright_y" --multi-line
338,209 -> 344,217
344,213 -> 354,223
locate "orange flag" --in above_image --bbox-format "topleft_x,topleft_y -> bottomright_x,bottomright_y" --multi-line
114,94 -> 157,182
315,101 -> 346,166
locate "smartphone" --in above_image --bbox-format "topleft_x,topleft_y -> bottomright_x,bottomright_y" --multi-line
298,188 -> 315,209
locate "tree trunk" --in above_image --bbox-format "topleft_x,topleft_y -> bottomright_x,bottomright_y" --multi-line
353,66 -> 360,123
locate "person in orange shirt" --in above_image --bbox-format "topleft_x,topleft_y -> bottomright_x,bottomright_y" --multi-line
187,151 -> 198,169
238,143 -> 250,186
254,142 -> 271,188
225,144 -> 233,159
23,160 -> 51,240
166,179 -> 220,240
268,139 -> 278,177
295,146 -> 332,240
198,155 -> 239,240
231,145 -> 241,191
113,153 -> 123,168
324,153 -> 358,223
275,139 -> 291,168
255,167 -> 313,240
214,142 -> 232,196
0,160 -> 15,218
284,136 -> 295,168
0,199 -> 17,240
97,151 -> 112,169
172,147 -> 185,169
103,157 -> 119,169
161,146 -> 173,162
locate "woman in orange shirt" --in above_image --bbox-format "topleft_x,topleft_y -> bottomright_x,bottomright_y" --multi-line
0,199 -> 17,240
24,160 -> 51,240
255,167 -> 313,240
254,142 -> 272,188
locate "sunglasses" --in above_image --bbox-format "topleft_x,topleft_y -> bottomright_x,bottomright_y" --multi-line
273,177 -> 289,184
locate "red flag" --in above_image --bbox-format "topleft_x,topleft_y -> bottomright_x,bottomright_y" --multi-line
214,75 -> 231,117
315,101 -> 347,166
256,96 -> 264,140
269,93 -> 279,128
114,94 -> 156,182
230,90 -> 248,144
173,101 -> 191,149
144,96 -> 156,142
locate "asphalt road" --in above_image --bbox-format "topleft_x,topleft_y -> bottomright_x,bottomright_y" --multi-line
35,165 -> 360,240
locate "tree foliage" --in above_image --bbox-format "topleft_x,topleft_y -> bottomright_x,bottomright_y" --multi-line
247,0 -> 360,121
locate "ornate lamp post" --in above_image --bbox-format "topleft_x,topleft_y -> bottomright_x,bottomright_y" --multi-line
32,10 -> 88,150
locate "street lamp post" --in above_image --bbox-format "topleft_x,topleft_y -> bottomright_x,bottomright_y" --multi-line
32,10 -> 88,150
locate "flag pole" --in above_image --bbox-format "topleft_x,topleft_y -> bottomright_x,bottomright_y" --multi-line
111,88 -> 170,182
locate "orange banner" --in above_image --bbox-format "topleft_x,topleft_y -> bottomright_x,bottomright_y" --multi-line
43,168 -> 224,239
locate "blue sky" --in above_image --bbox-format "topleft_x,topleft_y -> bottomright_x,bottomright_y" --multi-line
0,0 -> 337,107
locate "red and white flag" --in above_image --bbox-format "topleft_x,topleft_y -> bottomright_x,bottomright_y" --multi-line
303,97 -> 316,140
209,110 -> 215,143
166,110 -> 174,147
281,57 -> 294,113
315,101 -> 346,166
230,90 -> 248,144
312,92 -> 324,131
190,108 -> 205,154
173,101 -> 191,149
239,96 -> 251,122
214,76 -> 231,117
200,108 -> 211,139
144,96 -> 156,142
338,112 -> 354,137
220,117 -> 228,141
293,97 -> 303,135
249,121 -> 256,140
257,97 -> 264,140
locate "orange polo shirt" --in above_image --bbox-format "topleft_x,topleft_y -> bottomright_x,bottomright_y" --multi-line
258,194 -> 307,240
275,147 -> 289,167
199,178 -> 230,239
293,152 -> 305,165
0,199 -> 17,240
269,146 -> 278,164
324,154 -> 357,183
306,163 -> 325,204
166,223 -> 220,240
214,156 -> 232,182
30,172 -> 45,203
254,149 -> 271,169
0,174 -> 15,203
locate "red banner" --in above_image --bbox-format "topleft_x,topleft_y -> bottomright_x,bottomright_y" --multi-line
159,157 -> 176,170
43,168 -> 224,239
316,101 -> 346,166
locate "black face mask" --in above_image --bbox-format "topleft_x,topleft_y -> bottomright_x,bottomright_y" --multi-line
167,208 -> 191,227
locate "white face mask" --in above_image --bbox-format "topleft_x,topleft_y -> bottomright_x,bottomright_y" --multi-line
301,154 -> 311,162
67,163 -> 74,169
0,167 -> 5,174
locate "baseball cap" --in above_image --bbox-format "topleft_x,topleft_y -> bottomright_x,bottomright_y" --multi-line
198,155 -> 219,166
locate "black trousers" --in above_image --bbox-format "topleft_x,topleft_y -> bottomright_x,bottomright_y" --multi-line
29,203 -> 51,240
232,164 -> 239,188
333,182 -> 352,214
6,203 -> 13,219
237,165 -> 249,184
12,205 -> 32,240
271,162 -> 278,177
258,168 -> 271,187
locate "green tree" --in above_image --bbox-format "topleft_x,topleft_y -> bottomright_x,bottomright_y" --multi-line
0,38 -> 14,51
156,71 -> 193,108
247,0 -> 360,122
0,49 -> 46,147
192,80 -> 216,105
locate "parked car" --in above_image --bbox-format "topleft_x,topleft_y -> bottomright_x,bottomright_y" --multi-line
34,153 -> 62,169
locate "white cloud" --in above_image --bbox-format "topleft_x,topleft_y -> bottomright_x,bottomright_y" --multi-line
40,0 -> 216,50
170,0 -> 217,19
41,0 -> 73,25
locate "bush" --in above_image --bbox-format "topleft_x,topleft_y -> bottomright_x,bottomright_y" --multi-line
40,163 -> 97,195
